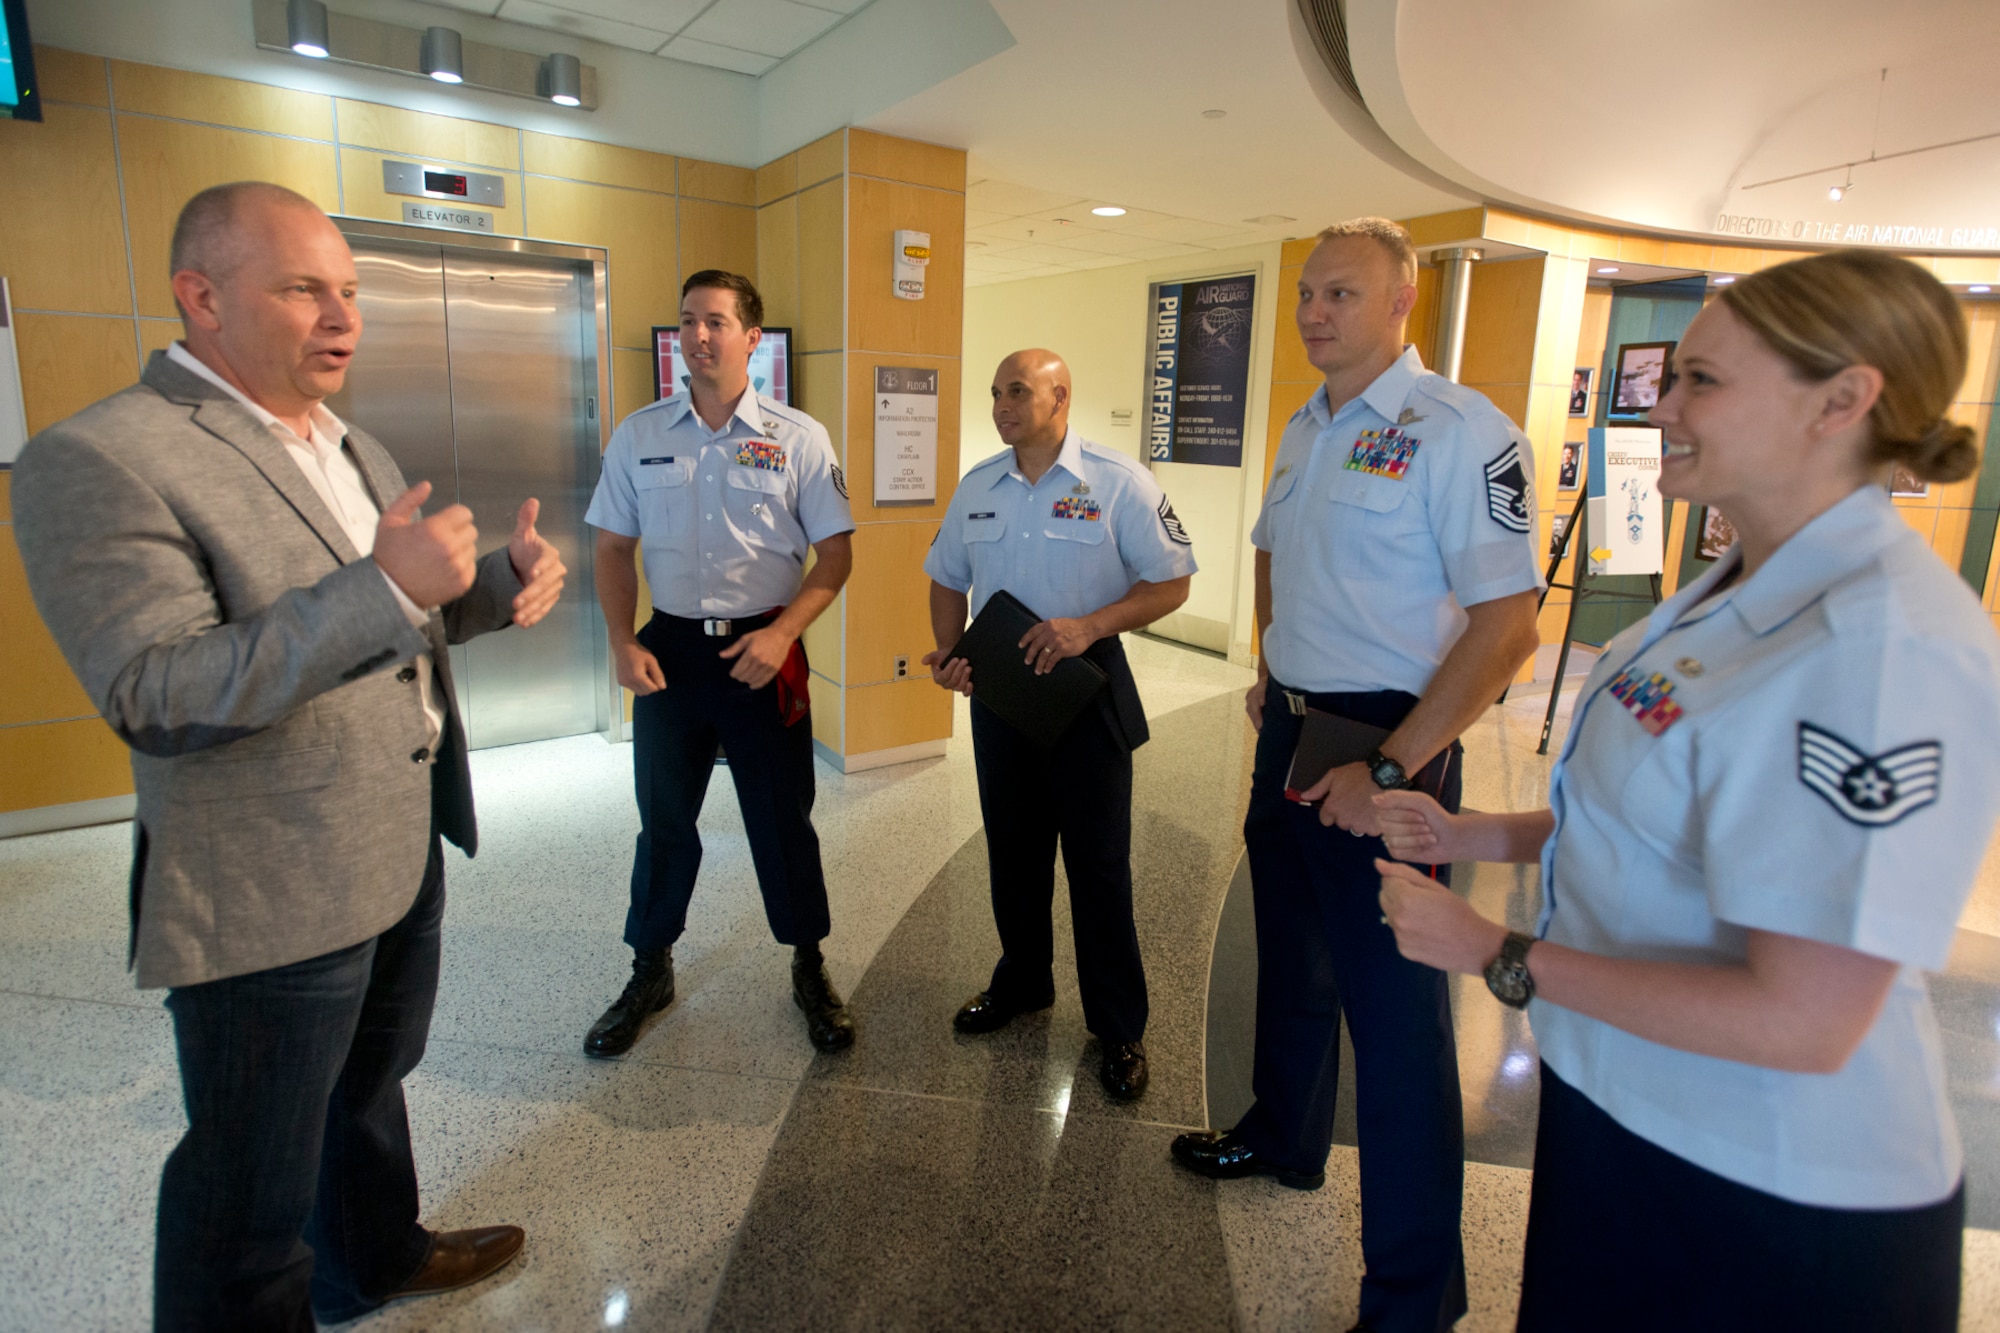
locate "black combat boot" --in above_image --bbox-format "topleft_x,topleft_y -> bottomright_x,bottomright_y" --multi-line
584,949 -> 675,1057
792,943 -> 855,1052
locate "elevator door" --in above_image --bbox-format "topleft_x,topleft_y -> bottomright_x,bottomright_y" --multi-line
330,233 -> 607,750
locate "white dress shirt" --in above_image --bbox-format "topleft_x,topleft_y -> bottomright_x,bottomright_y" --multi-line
167,342 -> 443,746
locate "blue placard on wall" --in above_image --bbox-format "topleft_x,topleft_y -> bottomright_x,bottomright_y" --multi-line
1146,273 -> 1255,467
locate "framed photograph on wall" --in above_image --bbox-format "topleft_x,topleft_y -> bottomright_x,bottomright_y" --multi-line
1610,341 -> 1675,419
1693,505 -> 1738,562
1558,441 -> 1581,491
1569,367 -> 1592,417
1890,465 -> 1929,498
1548,512 -> 1572,559
653,326 -> 795,407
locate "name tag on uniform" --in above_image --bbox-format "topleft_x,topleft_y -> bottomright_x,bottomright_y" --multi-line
1607,668 -> 1684,737
736,439 -> 787,472
1345,427 -> 1420,480
1052,497 -> 1102,521
969,511 -> 997,520
640,455 -> 676,465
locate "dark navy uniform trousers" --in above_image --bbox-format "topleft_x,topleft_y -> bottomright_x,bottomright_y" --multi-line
969,636 -> 1149,1045
624,610 -> 830,952
1237,684 -> 1467,1333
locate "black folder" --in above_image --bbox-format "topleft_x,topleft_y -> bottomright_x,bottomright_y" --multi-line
1284,707 -> 1451,804
946,589 -> 1108,748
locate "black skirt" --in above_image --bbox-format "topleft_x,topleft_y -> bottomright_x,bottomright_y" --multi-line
1517,1062 -> 1963,1332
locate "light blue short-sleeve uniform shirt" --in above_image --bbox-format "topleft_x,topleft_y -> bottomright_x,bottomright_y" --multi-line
1252,346 -> 1544,695
1533,485 -> 2000,1209
924,429 -> 1197,620
585,389 -> 854,618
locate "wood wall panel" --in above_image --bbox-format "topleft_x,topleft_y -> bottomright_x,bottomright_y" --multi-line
797,180 -> 844,354
139,319 -> 179,361
335,99 -> 514,170
523,176 -> 678,350
0,527 -> 96,726
795,351 -> 841,453
15,313 -> 139,435
802,589 -> 844,686
680,158 -> 755,206
0,105 -> 130,315
340,147 -> 524,236
114,61 -> 332,140
34,46 -> 107,106
1459,256 -> 1542,388
611,347 -> 655,427
844,521 -> 941,686
847,129 -> 964,191
842,354 -> 959,523
0,471 -> 10,521
847,176 -> 963,357
0,717 -> 133,813
118,116 -> 340,317
796,130 -> 845,191
844,676 -> 952,755
806,670 -> 843,752
1270,264 -> 1313,386
522,130 -> 674,194
756,200 -> 800,330
755,151 -> 797,206
678,199 -> 757,284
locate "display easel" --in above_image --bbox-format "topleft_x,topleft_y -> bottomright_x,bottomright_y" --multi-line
1535,485 -> 1662,754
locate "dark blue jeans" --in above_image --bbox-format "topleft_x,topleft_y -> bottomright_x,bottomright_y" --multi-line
154,839 -> 444,1331
1236,686 -> 1467,1333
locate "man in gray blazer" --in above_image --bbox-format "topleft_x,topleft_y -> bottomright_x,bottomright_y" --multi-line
11,181 -> 566,1330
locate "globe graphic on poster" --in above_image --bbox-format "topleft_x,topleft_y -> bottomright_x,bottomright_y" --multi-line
1187,304 -> 1253,365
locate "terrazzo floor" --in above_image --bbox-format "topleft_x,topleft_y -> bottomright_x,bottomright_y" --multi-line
4,634 -> 1999,1330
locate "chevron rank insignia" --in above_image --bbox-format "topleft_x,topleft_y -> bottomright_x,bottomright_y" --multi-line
1484,444 -> 1532,533
1798,722 -> 1942,827
1158,496 -> 1191,545
830,464 -> 848,499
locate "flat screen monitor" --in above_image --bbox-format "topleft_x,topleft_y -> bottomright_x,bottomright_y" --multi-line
652,326 -> 794,408
0,0 -> 40,123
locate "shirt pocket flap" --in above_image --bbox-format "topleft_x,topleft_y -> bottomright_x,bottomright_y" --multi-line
1327,470 -> 1412,514
635,457 -> 692,489
1044,521 -> 1109,546
964,515 -> 1006,543
725,465 -> 787,495
1264,468 -> 1301,506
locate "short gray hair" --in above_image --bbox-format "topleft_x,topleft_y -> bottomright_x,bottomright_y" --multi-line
1314,217 -> 1418,287
169,181 -> 322,281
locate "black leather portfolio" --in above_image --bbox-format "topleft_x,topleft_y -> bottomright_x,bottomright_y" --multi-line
946,589 -> 1108,748
1284,707 -> 1451,804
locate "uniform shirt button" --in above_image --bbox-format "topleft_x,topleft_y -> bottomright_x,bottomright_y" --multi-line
706,513 -> 713,520
411,747 -> 430,763
396,666 -> 417,684
706,474 -> 713,481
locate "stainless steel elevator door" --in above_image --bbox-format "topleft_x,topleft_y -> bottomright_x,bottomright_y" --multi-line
332,234 -> 605,751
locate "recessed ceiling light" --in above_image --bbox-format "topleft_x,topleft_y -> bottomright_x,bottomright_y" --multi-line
1712,275 -> 1736,285
1971,284 -> 1993,293
1828,183 -> 1847,201
1202,109 -> 1227,120
1091,206 -> 1126,217
1596,266 -> 1620,275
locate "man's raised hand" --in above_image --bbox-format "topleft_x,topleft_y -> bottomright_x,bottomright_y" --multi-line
374,481 -> 477,609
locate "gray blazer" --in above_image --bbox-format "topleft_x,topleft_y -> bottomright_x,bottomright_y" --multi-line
11,352 -> 522,988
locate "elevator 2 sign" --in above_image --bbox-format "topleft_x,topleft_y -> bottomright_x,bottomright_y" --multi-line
1147,274 -> 1256,467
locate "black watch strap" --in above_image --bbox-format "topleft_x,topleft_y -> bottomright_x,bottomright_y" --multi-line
1366,749 -> 1414,791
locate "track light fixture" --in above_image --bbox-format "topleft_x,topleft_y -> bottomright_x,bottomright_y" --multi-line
421,26 -> 464,84
286,0 -> 330,58
545,52 -> 582,107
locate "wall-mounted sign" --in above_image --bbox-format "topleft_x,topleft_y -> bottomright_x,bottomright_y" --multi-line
401,202 -> 495,234
382,160 -> 506,206
893,229 -> 930,301
1587,425 -> 1664,576
1145,273 -> 1256,467
0,278 -> 27,465
873,366 -> 938,505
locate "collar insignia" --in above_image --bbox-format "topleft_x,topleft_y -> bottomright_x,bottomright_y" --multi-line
1397,408 -> 1426,426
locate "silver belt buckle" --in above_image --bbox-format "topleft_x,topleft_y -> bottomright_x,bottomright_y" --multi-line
1283,689 -> 1307,716
703,618 -> 732,637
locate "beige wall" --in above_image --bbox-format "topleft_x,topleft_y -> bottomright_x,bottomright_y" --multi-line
0,45 -> 756,819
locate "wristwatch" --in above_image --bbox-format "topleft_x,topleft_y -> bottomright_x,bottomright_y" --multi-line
1365,749 -> 1414,791
1483,931 -> 1537,1009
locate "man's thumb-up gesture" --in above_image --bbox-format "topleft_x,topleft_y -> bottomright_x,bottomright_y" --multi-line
506,497 -> 566,628
374,481 -> 477,609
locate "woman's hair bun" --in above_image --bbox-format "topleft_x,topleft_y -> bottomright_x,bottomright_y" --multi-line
1887,418 -> 1978,485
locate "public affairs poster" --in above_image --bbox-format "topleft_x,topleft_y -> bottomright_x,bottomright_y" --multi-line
1147,274 -> 1256,467
1586,426 -> 1664,576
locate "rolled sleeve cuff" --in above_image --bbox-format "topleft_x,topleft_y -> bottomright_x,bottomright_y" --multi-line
1451,566 -> 1545,609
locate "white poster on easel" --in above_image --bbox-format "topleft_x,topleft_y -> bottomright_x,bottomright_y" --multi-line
1586,425 -> 1664,576
0,277 -> 28,465
872,365 -> 938,505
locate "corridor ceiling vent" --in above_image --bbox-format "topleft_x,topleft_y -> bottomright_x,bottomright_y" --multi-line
1295,0 -> 1364,109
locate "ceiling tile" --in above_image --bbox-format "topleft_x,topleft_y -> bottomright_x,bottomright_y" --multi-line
681,0 -> 844,58
965,179 -> 1088,217
1001,242 -> 1114,266
965,208 -> 1015,229
797,0 -> 871,12
494,0 -> 673,51
659,35 -> 780,74
412,0 -> 504,15
548,0 -> 712,31
1117,215 -> 1250,244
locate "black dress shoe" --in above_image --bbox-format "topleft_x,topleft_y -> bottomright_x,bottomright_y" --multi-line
1169,1129 -> 1325,1190
952,990 -> 1056,1034
793,945 -> 855,1052
584,950 -> 674,1057
1099,1040 -> 1148,1101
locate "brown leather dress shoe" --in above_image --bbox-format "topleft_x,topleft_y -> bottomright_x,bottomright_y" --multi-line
384,1225 -> 525,1302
